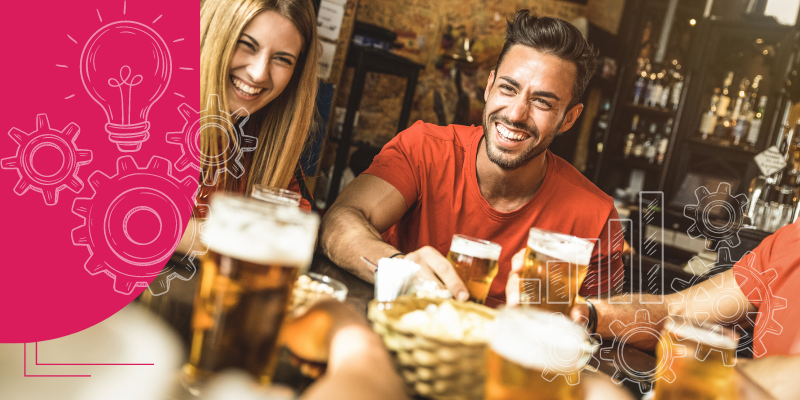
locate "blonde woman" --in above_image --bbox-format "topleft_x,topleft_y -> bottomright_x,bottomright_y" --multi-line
198,0 -> 320,209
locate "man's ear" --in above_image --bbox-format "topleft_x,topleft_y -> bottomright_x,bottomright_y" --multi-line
558,103 -> 584,133
484,70 -> 496,103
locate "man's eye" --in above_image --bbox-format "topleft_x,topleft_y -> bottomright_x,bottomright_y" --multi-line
500,85 -> 515,93
535,98 -> 552,108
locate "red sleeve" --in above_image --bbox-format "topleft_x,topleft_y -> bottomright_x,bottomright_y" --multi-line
579,208 -> 625,296
733,221 -> 799,308
362,121 -> 424,208
287,174 -> 312,212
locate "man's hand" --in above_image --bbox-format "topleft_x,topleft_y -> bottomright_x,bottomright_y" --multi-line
404,246 -> 470,301
505,248 -> 526,306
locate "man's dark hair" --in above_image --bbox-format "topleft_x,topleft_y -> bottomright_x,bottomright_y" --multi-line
495,10 -> 599,108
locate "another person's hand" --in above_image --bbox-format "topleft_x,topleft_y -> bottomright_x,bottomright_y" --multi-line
505,248 -> 526,306
404,246 -> 469,301
280,298 -> 366,363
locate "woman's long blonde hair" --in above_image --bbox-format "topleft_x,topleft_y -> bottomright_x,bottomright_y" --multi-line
200,0 -> 319,195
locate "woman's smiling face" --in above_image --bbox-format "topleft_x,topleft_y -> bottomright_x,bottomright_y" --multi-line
226,11 -> 303,115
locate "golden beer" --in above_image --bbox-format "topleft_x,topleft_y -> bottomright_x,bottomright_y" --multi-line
182,194 -> 319,391
484,307 -> 597,400
447,235 -> 502,304
519,228 -> 594,313
654,316 -> 739,400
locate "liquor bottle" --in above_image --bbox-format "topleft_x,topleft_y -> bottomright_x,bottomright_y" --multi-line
699,89 -> 721,140
717,72 -> 735,118
747,96 -> 768,146
632,121 -> 647,158
647,71 -> 665,107
643,72 -> 656,107
659,70 -> 672,108
623,114 -> 640,158
645,122 -> 659,163
632,59 -> 649,105
669,69 -> 684,110
730,78 -> 751,144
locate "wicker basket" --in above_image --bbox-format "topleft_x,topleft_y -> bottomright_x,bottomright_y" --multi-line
368,296 -> 497,400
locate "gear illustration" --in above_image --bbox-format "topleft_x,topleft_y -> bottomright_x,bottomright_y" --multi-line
1,114 -> 92,205
671,249 -> 786,358
72,156 -> 200,295
684,183 -> 748,250
600,310 -> 686,393
166,94 -> 255,186
528,313 -> 602,385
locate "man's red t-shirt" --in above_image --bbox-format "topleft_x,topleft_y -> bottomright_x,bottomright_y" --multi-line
364,122 -> 624,307
733,220 -> 799,358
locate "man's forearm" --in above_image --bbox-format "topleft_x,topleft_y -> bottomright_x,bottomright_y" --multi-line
592,293 -> 672,351
320,204 -> 402,283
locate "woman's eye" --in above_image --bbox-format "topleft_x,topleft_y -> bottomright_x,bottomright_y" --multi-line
237,40 -> 255,50
276,56 -> 294,66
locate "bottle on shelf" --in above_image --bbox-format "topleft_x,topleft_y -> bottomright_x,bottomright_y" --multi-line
747,96 -> 768,146
646,70 -> 665,108
643,72 -> 657,107
713,72 -> 737,140
632,59 -> 649,105
658,70 -> 672,108
623,114 -> 640,159
656,119 -> 671,165
669,62 -> 684,110
699,89 -> 721,140
632,120 -> 647,158
645,122 -> 658,163
730,77 -> 751,145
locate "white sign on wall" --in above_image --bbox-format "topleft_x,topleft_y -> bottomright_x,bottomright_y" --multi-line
754,146 -> 787,176
318,0 -> 346,41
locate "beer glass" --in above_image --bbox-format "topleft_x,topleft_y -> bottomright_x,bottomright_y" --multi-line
485,307 -> 598,400
252,184 -> 302,207
654,316 -> 740,400
519,228 -> 594,313
446,234 -> 502,304
182,194 -> 319,392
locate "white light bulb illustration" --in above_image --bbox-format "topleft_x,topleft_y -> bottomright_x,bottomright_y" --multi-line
80,21 -> 171,152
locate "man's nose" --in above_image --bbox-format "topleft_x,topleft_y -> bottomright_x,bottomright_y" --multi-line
506,96 -> 530,124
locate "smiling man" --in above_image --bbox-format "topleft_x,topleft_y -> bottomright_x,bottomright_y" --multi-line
320,11 -> 624,307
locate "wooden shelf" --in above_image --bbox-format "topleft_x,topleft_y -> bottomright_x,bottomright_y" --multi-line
621,102 -> 677,117
684,137 -> 760,156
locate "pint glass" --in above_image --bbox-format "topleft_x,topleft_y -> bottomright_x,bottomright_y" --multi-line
182,194 -> 319,390
446,235 -> 502,304
654,316 -> 740,400
252,185 -> 302,207
485,307 -> 598,400
519,228 -> 594,313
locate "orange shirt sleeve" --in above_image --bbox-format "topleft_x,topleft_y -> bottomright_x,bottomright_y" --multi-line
363,121 -> 424,209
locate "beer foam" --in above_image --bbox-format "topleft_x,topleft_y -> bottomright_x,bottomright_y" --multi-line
489,307 -> 592,372
527,229 -> 594,266
203,194 -> 319,267
450,235 -> 502,260
669,320 -> 738,349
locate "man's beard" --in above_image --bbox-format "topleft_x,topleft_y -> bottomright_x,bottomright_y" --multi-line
482,109 -> 561,170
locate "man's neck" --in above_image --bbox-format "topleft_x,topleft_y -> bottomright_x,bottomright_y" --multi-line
475,137 -> 548,213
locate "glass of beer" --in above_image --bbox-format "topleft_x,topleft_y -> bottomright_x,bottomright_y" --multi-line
485,307 -> 598,400
446,234 -> 502,304
654,316 -> 740,400
252,184 -> 302,207
181,194 -> 319,393
519,228 -> 594,313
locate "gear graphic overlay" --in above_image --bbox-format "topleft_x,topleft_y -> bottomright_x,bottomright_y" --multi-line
670,249 -> 786,359
684,183 -> 748,251
1,114 -> 93,205
527,313 -> 602,385
601,310 -> 685,394
72,156 -> 199,295
166,94 -> 255,186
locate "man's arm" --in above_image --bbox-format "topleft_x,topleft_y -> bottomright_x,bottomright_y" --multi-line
320,174 -> 469,299
573,269 -> 757,351
320,174 -> 408,283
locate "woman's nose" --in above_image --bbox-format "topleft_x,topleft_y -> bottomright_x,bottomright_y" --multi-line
245,54 -> 271,85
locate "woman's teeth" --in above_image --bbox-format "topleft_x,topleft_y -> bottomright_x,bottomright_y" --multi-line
497,124 -> 526,141
231,76 -> 264,96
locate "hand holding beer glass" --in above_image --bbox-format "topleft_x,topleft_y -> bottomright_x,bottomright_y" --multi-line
517,228 -> 594,314
654,316 -> 740,400
485,307 -> 598,400
446,235 -> 502,304
182,194 -> 319,393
